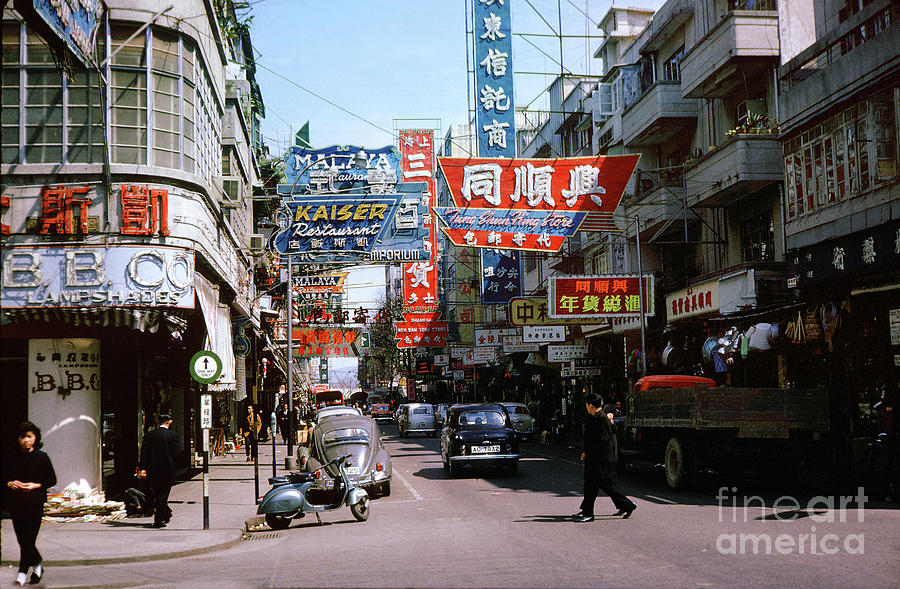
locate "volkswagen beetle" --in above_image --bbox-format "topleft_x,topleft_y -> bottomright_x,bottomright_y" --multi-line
298,414 -> 392,497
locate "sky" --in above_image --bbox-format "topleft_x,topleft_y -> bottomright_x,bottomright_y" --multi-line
248,0 -> 665,387
250,0 -> 665,155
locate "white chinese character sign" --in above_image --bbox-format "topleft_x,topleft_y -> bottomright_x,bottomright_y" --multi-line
474,0 -> 516,157
399,129 -> 440,313
481,249 -> 521,304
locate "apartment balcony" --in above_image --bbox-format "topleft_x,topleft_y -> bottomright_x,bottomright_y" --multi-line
639,0 -> 693,54
626,169 -> 688,239
680,10 -> 779,99
684,133 -> 782,207
622,82 -> 699,147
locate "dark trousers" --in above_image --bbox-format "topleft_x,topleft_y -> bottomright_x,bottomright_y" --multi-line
244,433 -> 257,459
11,506 -> 43,573
580,474 -> 635,516
149,479 -> 173,525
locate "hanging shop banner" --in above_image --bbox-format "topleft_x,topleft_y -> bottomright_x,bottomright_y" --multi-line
291,327 -> 359,358
473,346 -> 498,364
282,145 -> 400,192
548,275 -> 655,319
438,155 -> 640,216
522,325 -> 566,342
473,0 -> 516,157
508,297 -> 607,326
547,344 -> 589,363
665,280 -> 720,322
399,129 -> 440,312
1,245 -> 194,309
481,249 -> 522,303
395,312 -> 449,349
435,207 -> 586,252
434,354 -> 450,367
474,327 -> 519,347
450,346 -> 469,359
785,219 -> 900,288
272,193 -> 430,263
293,272 -> 349,295
502,335 -> 540,354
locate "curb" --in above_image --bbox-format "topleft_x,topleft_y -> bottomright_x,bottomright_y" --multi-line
1,531 -> 245,568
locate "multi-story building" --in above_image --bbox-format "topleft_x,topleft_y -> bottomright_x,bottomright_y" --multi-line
0,0 -> 268,493
777,0 -> 898,452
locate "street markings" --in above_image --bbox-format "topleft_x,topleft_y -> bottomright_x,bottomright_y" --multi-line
395,470 -> 423,501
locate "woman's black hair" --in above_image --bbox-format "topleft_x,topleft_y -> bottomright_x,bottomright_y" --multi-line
16,421 -> 42,450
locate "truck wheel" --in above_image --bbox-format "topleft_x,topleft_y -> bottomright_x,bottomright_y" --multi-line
664,437 -> 694,489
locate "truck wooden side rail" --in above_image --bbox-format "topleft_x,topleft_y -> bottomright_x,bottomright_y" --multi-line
625,382 -> 829,489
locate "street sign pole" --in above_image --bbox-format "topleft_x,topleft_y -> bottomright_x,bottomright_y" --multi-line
286,254 -> 295,468
199,391 -> 212,530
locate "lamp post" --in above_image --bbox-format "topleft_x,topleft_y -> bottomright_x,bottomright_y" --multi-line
283,150 -> 368,469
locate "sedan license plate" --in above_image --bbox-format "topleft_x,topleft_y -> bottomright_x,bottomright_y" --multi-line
344,466 -> 360,475
471,445 -> 500,454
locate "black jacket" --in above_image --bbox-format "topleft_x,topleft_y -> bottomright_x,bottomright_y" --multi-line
582,412 -> 616,479
4,449 -> 57,510
139,426 -> 181,484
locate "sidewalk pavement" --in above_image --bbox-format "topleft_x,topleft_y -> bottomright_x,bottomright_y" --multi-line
1,436 -> 292,567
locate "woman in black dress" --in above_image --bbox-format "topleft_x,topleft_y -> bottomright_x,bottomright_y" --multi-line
5,421 -> 56,586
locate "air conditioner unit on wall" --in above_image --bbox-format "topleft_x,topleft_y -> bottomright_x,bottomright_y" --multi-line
249,234 -> 265,252
212,175 -> 242,208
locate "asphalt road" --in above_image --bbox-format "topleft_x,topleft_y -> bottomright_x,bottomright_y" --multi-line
36,423 -> 900,588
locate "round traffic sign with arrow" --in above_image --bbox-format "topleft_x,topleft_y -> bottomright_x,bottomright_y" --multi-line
189,350 -> 223,384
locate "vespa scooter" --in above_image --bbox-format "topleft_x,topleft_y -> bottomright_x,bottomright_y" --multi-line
257,454 -> 370,529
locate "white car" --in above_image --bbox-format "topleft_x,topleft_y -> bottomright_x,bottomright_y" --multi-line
315,405 -> 362,422
501,403 -> 534,440
397,403 -> 437,438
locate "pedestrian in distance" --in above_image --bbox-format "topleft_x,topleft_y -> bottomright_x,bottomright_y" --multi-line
138,413 -> 181,528
242,404 -> 262,461
4,421 -> 56,585
276,403 -> 290,445
573,394 -> 636,522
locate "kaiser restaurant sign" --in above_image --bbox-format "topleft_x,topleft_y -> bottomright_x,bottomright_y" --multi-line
273,194 -> 430,263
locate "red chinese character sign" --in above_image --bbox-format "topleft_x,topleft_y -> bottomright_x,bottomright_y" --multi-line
291,328 -> 359,357
395,313 -> 449,349
548,275 -> 655,319
399,129 -> 439,312
436,155 -> 640,249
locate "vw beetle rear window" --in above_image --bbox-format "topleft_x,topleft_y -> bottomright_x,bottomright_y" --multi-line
323,428 -> 370,445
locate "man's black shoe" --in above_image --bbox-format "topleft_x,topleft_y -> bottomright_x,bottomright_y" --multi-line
573,514 -> 594,522
152,521 -> 167,528
571,512 -> 586,519
614,505 -> 637,519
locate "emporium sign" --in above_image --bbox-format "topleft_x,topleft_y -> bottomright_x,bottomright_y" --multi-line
548,275 -> 654,319
272,194 -> 430,263
1,245 -> 194,309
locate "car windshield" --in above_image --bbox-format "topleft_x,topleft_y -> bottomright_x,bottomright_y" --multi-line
458,410 -> 505,427
373,405 -> 390,411
322,428 -> 370,445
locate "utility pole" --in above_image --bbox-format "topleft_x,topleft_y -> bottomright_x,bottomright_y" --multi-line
285,254 -> 295,469
635,215 -> 648,376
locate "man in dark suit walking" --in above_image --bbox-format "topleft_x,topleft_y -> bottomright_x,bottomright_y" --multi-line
138,413 -> 181,528
573,394 -> 637,522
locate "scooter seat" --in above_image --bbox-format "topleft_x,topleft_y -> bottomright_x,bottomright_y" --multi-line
288,472 -> 317,484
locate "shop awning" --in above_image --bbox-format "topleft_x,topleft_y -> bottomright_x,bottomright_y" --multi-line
195,274 -> 236,392
0,307 -> 180,333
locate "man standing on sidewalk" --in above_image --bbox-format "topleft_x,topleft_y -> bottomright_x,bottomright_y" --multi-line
573,394 -> 636,522
139,413 -> 181,528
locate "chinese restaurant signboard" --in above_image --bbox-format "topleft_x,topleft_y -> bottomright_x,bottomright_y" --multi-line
548,275 -> 654,319
272,193 -> 430,263
282,145 -> 400,192
292,273 -> 348,295
473,0 -> 516,157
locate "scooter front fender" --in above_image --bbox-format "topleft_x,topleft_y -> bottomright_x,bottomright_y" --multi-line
257,486 -> 304,515
347,486 -> 368,507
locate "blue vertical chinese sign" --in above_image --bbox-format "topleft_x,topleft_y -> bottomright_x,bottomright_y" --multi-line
481,249 -> 522,304
474,0 -> 516,158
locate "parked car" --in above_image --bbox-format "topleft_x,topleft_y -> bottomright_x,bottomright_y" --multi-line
500,402 -> 535,440
369,403 -> 393,423
298,414 -> 392,497
397,403 -> 437,438
441,403 -> 519,476
315,405 -> 362,421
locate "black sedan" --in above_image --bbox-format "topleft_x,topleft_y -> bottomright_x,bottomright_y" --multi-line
440,403 -> 520,477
